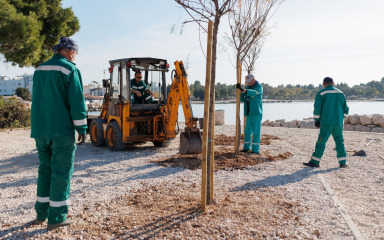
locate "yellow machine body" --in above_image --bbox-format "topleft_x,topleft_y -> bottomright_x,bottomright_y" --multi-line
88,58 -> 202,153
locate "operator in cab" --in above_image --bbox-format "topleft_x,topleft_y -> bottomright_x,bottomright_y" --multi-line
130,71 -> 154,104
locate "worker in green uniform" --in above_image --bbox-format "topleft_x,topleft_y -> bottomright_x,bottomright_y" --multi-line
30,36 -> 87,230
237,74 -> 263,154
303,77 -> 349,168
130,71 -> 154,103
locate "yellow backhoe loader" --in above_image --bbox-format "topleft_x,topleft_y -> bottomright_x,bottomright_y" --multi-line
88,58 -> 202,154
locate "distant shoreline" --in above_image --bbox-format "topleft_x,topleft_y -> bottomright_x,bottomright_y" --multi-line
190,99 -> 384,104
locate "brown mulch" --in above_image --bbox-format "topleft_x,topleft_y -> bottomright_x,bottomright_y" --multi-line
214,134 -> 281,146
153,134 -> 293,171
57,184 -> 306,240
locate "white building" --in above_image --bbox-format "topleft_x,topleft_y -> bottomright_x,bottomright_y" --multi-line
0,74 -> 33,96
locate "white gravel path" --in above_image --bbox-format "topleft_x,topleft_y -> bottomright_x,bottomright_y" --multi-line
1,126 -> 383,239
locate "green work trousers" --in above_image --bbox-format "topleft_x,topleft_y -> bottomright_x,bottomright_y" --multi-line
133,92 -> 153,104
243,114 -> 262,153
34,134 -> 76,224
310,124 -> 347,165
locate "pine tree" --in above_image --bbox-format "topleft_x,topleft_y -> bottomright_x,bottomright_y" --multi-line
0,0 -> 80,67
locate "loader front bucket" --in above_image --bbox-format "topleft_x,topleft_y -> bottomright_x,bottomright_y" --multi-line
179,130 -> 202,154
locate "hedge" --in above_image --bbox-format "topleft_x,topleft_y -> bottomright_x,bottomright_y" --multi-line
0,97 -> 30,128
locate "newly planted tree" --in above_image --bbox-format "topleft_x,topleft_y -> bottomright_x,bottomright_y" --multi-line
175,0 -> 237,203
226,0 -> 283,153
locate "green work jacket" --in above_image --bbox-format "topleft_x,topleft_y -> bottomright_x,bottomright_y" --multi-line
130,78 -> 148,94
240,83 -> 263,116
313,85 -> 349,127
130,78 -> 148,101
31,54 -> 87,139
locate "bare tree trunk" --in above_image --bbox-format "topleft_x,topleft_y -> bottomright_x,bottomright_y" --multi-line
201,21 -> 213,212
206,17 -> 219,204
235,57 -> 242,154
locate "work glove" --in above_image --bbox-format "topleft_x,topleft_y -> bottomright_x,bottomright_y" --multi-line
236,83 -> 245,92
77,134 -> 86,145
315,121 -> 320,128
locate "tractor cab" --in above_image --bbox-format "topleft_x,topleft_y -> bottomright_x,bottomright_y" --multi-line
107,57 -> 169,114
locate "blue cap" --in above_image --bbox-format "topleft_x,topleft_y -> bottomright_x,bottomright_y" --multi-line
52,36 -> 79,53
323,77 -> 333,83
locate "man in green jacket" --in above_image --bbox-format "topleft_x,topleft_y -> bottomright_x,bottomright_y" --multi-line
130,71 -> 154,103
30,36 -> 87,229
237,74 -> 263,154
303,77 -> 349,168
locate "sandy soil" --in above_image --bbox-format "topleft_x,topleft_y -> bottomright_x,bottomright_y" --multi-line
0,125 -> 383,239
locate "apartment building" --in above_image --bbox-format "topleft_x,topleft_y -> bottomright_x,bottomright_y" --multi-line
0,74 -> 33,96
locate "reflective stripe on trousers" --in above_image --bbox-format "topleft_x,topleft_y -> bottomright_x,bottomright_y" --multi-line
311,124 -> 346,163
243,114 -> 262,153
34,134 -> 76,224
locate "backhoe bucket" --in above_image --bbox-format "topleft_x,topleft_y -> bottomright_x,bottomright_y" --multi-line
179,130 -> 202,154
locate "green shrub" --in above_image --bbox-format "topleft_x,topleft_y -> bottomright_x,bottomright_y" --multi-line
0,97 -> 31,128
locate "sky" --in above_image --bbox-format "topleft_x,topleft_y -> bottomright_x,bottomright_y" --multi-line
1,0 -> 384,87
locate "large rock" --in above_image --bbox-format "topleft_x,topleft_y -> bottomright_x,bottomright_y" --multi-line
271,122 -> 282,127
359,115 -> 372,125
371,127 -> 384,133
376,117 -> 384,128
261,120 -> 270,126
275,119 -> 286,123
344,117 -> 350,124
348,115 -> 360,125
300,120 -> 316,129
354,124 -> 371,132
281,122 -> 290,128
289,120 -> 299,128
343,124 -> 355,131
371,114 -> 384,125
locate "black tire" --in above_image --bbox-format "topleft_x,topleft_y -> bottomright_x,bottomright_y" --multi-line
153,140 -> 171,147
105,121 -> 125,151
90,118 -> 106,147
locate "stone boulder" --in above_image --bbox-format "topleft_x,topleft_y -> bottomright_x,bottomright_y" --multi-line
344,117 -> 350,124
275,119 -> 286,123
343,124 -> 355,131
289,120 -> 299,128
261,120 -> 270,126
371,114 -> 384,125
281,122 -> 290,128
376,117 -> 384,128
371,127 -> 384,133
300,120 -> 316,129
359,115 -> 372,125
348,115 -> 360,125
271,122 -> 281,127
354,124 -> 371,132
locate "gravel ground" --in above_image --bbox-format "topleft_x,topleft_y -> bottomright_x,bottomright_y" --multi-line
0,125 -> 383,239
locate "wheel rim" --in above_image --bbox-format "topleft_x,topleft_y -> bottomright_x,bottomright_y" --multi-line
91,124 -> 98,143
107,127 -> 115,147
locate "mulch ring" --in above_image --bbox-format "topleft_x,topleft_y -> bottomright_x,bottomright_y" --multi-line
214,134 -> 281,146
153,134 -> 292,171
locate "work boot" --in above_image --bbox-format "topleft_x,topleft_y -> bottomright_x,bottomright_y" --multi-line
240,149 -> 250,153
339,163 -> 348,168
303,161 -> 319,168
47,219 -> 76,230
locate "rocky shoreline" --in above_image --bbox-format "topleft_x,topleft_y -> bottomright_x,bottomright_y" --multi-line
262,114 -> 384,133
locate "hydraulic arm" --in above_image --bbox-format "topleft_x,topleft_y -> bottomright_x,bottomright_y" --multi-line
166,61 -> 202,154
